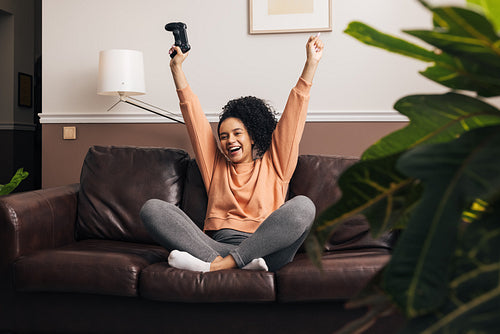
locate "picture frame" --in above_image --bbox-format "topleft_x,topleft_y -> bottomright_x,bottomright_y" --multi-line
18,72 -> 33,108
249,0 -> 332,34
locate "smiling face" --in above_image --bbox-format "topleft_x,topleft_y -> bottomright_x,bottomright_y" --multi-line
218,117 -> 255,164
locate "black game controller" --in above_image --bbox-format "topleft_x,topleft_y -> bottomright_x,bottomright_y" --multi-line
165,22 -> 191,58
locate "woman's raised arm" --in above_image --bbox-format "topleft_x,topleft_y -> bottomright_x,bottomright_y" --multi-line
300,34 -> 324,83
169,45 -> 189,90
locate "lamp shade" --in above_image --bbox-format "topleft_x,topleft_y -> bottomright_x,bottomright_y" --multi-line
97,49 -> 146,96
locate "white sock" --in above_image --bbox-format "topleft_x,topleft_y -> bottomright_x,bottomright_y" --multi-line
242,258 -> 268,271
168,250 -> 211,272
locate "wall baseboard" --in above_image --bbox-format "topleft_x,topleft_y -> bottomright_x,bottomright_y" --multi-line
38,110 -> 408,124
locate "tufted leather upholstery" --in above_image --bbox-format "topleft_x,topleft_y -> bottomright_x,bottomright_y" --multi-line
0,146 -> 401,334
76,146 -> 190,243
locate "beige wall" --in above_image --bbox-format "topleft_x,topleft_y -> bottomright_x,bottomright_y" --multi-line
41,0 -> 469,187
42,0 -> 454,117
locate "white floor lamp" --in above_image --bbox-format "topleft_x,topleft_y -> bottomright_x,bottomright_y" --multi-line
97,49 -> 184,124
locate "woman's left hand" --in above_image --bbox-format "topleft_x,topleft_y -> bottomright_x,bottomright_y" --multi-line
301,34 -> 324,82
306,33 -> 324,63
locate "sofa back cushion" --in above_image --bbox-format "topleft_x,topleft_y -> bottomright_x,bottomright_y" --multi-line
180,159 -> 208,230
289,155 -> 392,250
76,146 -> 189,243
289,155 -> 358,214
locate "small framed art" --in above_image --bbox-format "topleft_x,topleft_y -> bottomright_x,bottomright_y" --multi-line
18,72 -> 33,108
249,0 -> 332,34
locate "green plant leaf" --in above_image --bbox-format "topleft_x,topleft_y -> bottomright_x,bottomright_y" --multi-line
0,168 -> 29,195
404,29 -> 500,68
330,1 -> 500,332
335,270 -> 402,334
344,6 -> 500,96
305,153 -> 419,267
467,0 -> 500,33
419,61 -> 500,97
344,21 -> 444,63
362,93 -> 500,160
399,201 -> 500,333
383,125 -> 500,318
411,4 -> 500,96
425,5 -> 499,42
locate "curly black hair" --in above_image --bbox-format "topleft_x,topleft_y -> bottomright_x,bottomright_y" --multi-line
218,96 -> 278,157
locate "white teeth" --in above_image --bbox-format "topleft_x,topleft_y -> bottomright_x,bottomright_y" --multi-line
229,147 -> 240,153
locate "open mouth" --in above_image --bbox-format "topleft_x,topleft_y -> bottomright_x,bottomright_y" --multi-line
228,146 -> 241,154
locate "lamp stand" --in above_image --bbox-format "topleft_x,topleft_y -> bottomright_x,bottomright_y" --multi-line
107,93 -> 185,124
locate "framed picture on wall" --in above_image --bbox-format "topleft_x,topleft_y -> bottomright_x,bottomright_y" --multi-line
249,0 -> 332,34
18,72 -> 33,108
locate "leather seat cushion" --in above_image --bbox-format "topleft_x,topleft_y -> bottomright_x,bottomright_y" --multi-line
14,240 -> 168,297
140,262 -> 276,303
276,250 -> 390,302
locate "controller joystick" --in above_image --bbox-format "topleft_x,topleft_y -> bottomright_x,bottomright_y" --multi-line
165,22 -> 191,58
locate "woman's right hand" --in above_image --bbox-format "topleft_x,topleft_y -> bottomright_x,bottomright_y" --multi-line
169,45 -> 189,90
169,45 -> 188,68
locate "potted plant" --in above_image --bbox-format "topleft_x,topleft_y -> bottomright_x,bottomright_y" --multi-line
306,0 -> 500,332
0,168 -> 29,195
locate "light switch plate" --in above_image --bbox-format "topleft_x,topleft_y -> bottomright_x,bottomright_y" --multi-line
63,126 -> 77,140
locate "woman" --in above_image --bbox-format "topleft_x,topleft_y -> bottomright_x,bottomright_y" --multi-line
140,34 -> 324,272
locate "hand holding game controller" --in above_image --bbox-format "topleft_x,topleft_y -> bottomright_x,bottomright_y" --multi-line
165,22 -> 191,58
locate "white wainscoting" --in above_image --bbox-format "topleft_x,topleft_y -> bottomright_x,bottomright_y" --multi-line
38,110 -> 408,124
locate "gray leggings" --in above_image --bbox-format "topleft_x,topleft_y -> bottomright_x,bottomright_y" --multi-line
140,195 -> 316,272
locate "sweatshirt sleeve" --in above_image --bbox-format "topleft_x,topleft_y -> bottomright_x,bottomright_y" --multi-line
177,85 -> 219,191
269,77 -> 312,181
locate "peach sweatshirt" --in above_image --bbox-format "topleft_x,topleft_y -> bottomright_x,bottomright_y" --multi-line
177,77 -> 311,233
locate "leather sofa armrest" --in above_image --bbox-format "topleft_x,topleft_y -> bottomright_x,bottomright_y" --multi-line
0,184 -> 79,275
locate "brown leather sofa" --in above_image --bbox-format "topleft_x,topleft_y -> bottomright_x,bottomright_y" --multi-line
0,146 -> 402,334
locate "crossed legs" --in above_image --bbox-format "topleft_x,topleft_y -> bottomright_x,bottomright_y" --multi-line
140,195 -> 315,272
